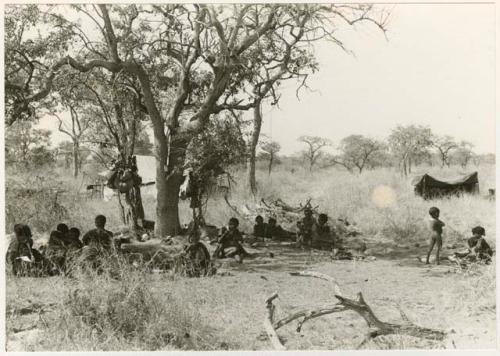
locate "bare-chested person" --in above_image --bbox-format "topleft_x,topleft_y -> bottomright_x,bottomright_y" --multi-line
7,224 -> 45,276
312,213 -> 336,250
178,230 -> 214,277
253,215 -> 267,238
426,207 -> 445,265
296,208 -> 316,248
82,215 -> 114,251
213,217 -> 249,262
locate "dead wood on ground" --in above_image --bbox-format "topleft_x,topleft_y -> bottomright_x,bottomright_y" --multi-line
263,270 -> 446,350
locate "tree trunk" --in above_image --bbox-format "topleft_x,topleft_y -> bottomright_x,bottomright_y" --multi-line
117,192 -> 126,224
248,99 -> 263,195
154,130 -> 185,237
72,140 -> 79,177
122,185 -> 145,237
268,154 -> 273,175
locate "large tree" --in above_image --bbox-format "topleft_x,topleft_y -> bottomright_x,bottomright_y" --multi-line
431,135 -> 458,168
330,135 -> 385,173
388,125 -> 433,176
5,4 -> 389,236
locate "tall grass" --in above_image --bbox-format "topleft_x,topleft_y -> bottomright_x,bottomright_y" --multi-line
202,163 -> 495,248
5,163 -> 495,250
40,255 -> 222,351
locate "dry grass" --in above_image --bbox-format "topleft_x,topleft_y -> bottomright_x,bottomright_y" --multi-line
5,162 -> 496,351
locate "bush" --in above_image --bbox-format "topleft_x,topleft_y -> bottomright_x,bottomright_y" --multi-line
5,174 -> 69,233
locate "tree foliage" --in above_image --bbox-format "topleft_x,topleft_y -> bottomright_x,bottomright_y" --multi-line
259,137 -> 281,175
431,135 -> 458,168
5,121 -> 53,167
388,125 -> 432,176
331,135 -> 385,173
298,135 -> 331,171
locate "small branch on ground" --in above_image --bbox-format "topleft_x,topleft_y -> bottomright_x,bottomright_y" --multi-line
263,292 -> 285,350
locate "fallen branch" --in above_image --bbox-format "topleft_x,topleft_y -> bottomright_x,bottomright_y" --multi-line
264,271 -> 446,349
263,292 -> 285,350
274,304 -> 346,332
289,270 -> 343,296
334,293 -> 446,346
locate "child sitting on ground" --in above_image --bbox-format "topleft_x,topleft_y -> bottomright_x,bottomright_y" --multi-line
296,208 -> 316,248
253,215 -> 267,238
426,206 -> 445,265
213,217 -> 249,262
177,230 -> 215,277
265,217 -> 288,241
7,224 -> 45,276
312,213 -> 336,250
467,226 -> 493,263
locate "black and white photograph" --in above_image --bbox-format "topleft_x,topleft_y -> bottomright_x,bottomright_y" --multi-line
3,1 -> 497,352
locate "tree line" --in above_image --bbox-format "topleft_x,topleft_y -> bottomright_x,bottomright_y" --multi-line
257,125 -> 493,175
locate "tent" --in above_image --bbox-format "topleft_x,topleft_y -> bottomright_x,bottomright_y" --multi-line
411,172 -> 479,199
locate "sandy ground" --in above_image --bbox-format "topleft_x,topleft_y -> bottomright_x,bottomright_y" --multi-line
5,242 -> 496,351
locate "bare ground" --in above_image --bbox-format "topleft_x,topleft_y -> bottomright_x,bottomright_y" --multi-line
5,240 -> 496,351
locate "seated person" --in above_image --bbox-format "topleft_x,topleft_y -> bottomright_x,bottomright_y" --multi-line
57,223 -> 70,244
7,224 -> 44,276
68,227 -> 84,250
253,215 -> 267,238
311,213 -> 336,250
296,208 -> 317,248
46,230 -> 67,271
468,226 -> 493,262
213,217 -> 249,262
82,215 -> 115,251
265,217 -> 287,240
177,231 -> 214,277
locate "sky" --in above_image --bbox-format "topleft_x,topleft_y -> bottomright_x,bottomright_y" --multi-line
38,3 -> 496,155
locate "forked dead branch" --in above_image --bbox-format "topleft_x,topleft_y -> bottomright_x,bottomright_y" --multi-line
264,271 -> 447,349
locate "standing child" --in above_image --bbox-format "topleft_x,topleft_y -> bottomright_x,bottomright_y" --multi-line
426,207 -> 445,265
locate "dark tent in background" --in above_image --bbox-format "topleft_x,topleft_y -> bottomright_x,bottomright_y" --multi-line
412,172 -> 479,199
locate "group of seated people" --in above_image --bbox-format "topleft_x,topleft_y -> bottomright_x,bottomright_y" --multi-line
252,208 -> 338,251
295,208 -> 337,250
9,206 -> 492,278
7,215 -> 118,276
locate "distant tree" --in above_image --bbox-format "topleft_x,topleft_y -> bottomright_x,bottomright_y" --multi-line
452,141 -> 475,168
298,136 -> 331,171
259,139 -> 281,175
432,135 -> 458,167
55,141 -> 74,168
388,125 -> 433,176
331,135 -> 385,174
5,121 -> 52,167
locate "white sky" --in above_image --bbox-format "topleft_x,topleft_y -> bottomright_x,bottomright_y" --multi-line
38,3 -> 496,154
